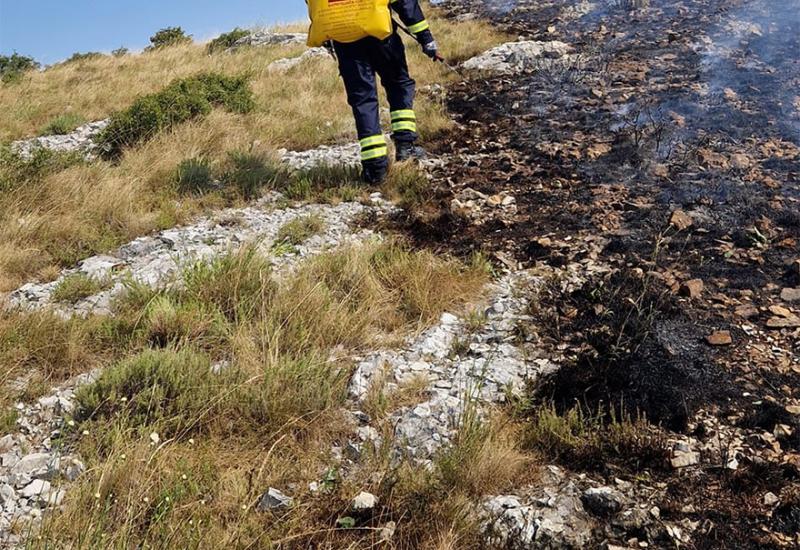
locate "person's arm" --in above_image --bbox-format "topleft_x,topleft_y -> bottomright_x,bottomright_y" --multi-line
389,0 -> 438,58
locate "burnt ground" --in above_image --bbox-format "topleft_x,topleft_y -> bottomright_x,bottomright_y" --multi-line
394,0 -> 800,547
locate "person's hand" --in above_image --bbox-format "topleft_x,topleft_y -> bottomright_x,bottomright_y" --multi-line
421,40 -> 439,60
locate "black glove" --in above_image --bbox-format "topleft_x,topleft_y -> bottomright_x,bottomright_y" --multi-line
415,29 -> 438,60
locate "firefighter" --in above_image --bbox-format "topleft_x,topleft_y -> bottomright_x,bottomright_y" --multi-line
311,0 -> 439,184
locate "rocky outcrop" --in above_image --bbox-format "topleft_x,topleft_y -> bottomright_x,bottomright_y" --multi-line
268,48 -> 330,72
461,40 -> 573,75
0,372 -> 95,546
7,194 -> 395,317
10,120 -> 109,161
229,31 -> 307,51
347,271 -> 557,463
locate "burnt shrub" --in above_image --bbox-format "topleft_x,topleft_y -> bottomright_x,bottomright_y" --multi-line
146,27 -> 192,51
96,73 -> 255,158
528,269 -> 737,431
207,28 -> 250,54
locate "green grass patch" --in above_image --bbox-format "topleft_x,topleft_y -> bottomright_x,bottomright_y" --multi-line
0,146 -> 84,193
274,214 -> 325,246
51,273 -> 110,304
222,151 -> 288,200
522,404 -> 669,471
40,112 -> 86,136
175,157 -> 216,195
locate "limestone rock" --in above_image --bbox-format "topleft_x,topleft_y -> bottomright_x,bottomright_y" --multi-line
462,41 -> 573,75
230,31 -> 307,50
268,48 -> 329,72
10,119 -> 109,160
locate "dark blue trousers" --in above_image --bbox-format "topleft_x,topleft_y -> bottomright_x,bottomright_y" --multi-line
333,32 -> 418,166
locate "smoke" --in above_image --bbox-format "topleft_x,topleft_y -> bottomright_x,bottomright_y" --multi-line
699,0 -> 800,141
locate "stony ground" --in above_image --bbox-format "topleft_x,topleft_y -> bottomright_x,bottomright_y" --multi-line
3,2 -> 800,548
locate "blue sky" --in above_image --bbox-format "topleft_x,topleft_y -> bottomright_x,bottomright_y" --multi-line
0,1 -> 308,64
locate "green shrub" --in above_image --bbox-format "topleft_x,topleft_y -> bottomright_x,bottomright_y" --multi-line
65,52 -> 103,64
0,53 -> 39,83
40,113 -> 86,136
222,151 -> 288,200
146,27 -> 192,51
175,157 -> 215,195
207,28 -> 250,54
96,73 -> 255,158
74,348 -> 220,436
51,273 -> 110,304
112,47 -> 129,58
0,146 -> 83,193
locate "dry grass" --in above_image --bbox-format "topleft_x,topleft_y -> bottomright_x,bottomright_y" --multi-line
21,241 -> 493,548
0,12 -> 506,292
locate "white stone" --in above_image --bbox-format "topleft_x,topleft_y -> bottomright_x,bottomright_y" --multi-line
352,491 -> 378,510
10,453 -> 52,477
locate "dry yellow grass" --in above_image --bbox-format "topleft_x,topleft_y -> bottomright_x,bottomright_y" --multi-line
19,241 -> 497,548
0,13 -> 505,292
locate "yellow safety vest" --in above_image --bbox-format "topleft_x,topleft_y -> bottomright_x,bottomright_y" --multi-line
307,0 -> 393,47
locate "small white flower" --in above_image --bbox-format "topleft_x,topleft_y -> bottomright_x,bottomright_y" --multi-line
182,474 -> 188,480
94,492 -> 101,499
82,430 -> 90,436
67,420 -> 75,427
149,432 -> 160,445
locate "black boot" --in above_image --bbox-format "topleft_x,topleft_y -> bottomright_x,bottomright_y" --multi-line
395,141 -> 427,162
362,158 -> 388,184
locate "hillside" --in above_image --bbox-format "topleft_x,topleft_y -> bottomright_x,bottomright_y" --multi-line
2,1 -> 800,549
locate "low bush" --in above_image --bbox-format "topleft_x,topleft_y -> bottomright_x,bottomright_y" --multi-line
522,404 -> 669,471
146,27 -> 192,51
222,150 -> 288,200
0,53 -> 39,83
111,47 -> 129,58
207,28 -> 250,54
0,146 -> 83,193
96,73 -> 255,158
65,52 -> 104,64
40,112 -> 85,136
174,157 -> 215,195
